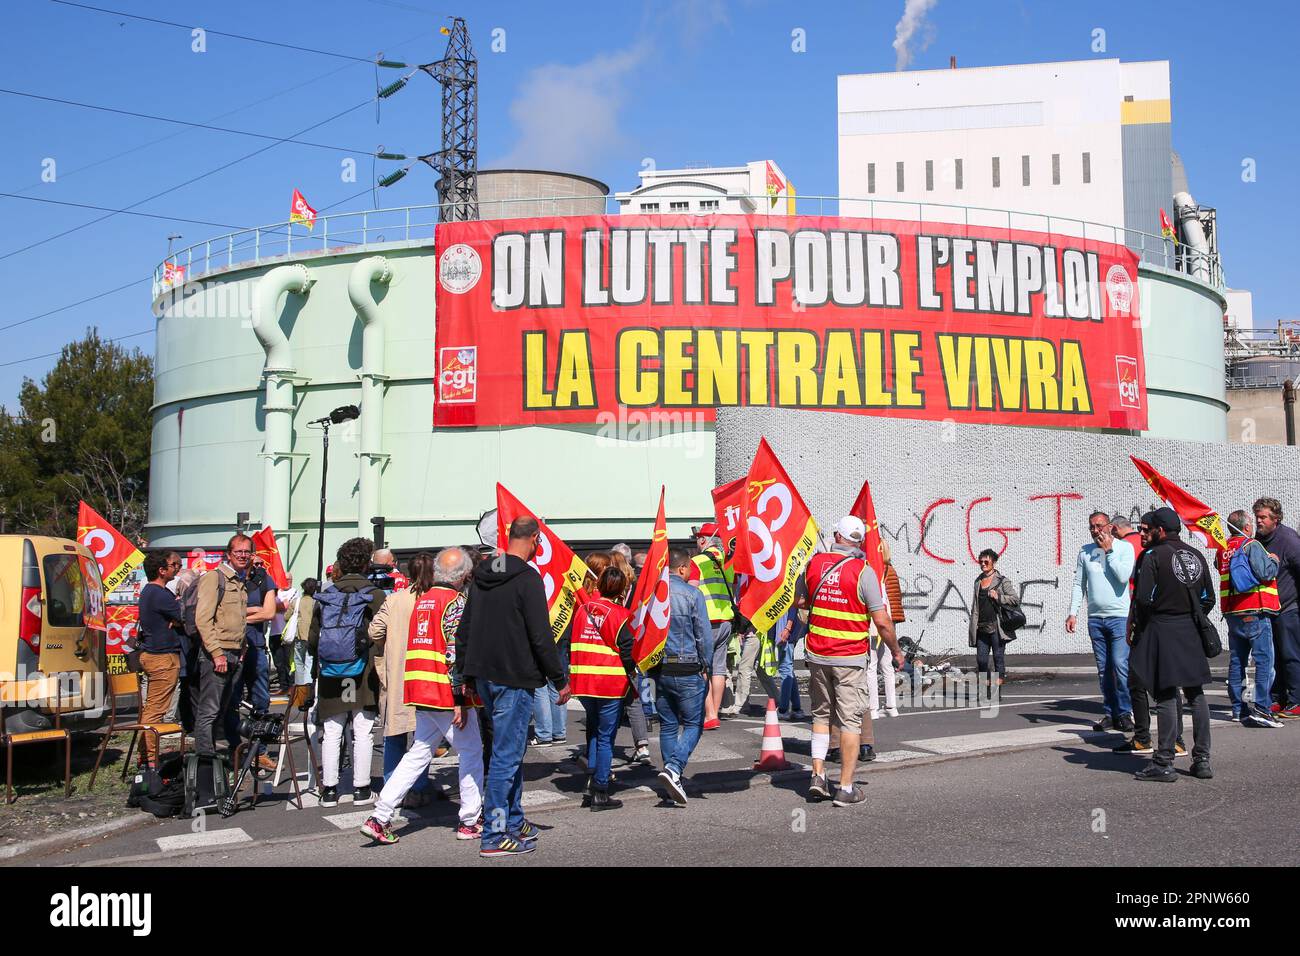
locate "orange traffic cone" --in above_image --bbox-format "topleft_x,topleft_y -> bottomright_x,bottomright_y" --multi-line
752,698 -> 790,771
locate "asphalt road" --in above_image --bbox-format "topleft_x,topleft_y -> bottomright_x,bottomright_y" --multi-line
25,674 -> 1299,868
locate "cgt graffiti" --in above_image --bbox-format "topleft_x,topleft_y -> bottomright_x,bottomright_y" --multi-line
875,491 -> 1155,641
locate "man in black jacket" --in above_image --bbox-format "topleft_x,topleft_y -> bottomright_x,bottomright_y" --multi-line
455,517 -> 570,858
1129,508 -> 1214,782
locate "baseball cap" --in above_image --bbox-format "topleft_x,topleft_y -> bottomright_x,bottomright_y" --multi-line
835,515 -> 866,543
1139,508 -> 1180,533
697,522 -> 719,538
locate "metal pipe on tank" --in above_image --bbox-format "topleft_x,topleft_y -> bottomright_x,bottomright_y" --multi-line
1173,191 -> 1210,282
252,263 -> 313,554
1285,380 -> 1296,446
349,256 -> 393,535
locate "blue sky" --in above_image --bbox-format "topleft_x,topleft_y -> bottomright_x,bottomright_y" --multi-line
1,0 -> 1294,404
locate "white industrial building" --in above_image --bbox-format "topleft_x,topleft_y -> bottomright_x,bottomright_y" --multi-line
615,161 -> 795,216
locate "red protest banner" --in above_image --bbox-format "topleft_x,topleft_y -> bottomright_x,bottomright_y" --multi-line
252,526 -> 290,589
106,604 -> 138,676
849,479 -> 888,596
77,501 -> 144,594
1130,456 -> 1229,551
731,439 -> 819,631
495,484 -> 591,641
711,478 -> 745,559
629,488 -> 671,671
432,214 -> 1145,430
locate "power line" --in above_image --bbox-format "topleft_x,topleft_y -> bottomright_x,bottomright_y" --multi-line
0,328 -> 152,369
50,0 -> 378,62
0,193 -> 247,230
0,88 -> 375,155
0,98 -> 374,262
0,276 -> 147,334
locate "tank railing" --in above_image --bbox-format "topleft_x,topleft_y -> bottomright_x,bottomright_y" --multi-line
153,194 -> 1224,298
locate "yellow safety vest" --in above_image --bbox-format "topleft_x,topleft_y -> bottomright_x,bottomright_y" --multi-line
691,549 -> 735,624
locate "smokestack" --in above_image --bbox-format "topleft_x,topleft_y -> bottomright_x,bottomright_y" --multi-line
950,55 -> 957,69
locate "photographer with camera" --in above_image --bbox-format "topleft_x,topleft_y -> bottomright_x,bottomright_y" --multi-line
309,537 -> 386,807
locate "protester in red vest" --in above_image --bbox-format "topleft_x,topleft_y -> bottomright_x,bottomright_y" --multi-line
361,548 -> 485,846
570,566 -> 637,811
1218,509 -> 1283,727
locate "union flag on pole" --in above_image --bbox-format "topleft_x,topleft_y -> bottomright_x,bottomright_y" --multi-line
251,526 -> 290,589
731,438 -> 819,631
290,188 -> 317,229
495,484 -> 590,641
76,501 -> 144,594
765,161 -> 782,209
162,261 -> 185,286
629,487 -> 671,671
1130,456 -> 1229,551
1159,208 -> 1177,245
849,479 -> 888,597
711,477 -> 745,559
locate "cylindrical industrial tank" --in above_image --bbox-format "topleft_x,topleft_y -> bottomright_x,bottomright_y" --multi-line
476,169 -> 608,219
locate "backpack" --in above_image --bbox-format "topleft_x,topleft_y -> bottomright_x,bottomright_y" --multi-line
1228,541 -> 1265,594
313,584 -> 377,678
183,752 -> 231,818
181,572 -> 225,638
127,753 -> 185,816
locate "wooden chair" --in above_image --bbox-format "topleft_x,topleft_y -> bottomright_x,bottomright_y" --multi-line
89,670 -> 186,787
1,673 -> 72,803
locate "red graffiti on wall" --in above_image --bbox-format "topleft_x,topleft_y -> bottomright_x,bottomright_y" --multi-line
1028,492 -> 1085,565
916,491 -> 1085,567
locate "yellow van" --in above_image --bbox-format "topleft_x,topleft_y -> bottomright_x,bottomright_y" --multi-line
0,536 -> 109,734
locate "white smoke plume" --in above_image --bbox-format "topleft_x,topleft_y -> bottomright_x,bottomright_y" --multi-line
893,0 -> 939,71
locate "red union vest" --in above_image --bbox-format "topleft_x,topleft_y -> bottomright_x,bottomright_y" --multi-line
404,586 -> 478,709
1216,536 -> 1281,616
805,552 -> 871,660
569,596 -> 631,699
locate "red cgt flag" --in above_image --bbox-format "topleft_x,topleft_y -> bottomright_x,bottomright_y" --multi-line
251,526 -> 290,589
1130,456 -> 1229,551
290,188 -> 317,229
849,479 -> 888,596
496,484 -> 591,641
76,501 -> 144,594
629,487 -> 671,671
711,477 -> 745,558
731,438 -> 819,631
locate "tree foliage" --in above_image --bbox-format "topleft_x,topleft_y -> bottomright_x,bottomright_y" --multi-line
0,329 -> 153,540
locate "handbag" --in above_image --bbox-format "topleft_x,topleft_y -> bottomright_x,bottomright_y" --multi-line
995,576 -> 1026,638
1180,561 -> 1222,659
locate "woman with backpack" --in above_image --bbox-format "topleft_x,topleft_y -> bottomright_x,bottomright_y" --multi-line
309,537 -> 386,807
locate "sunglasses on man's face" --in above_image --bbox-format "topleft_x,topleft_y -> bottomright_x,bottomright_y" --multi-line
230,549 -> 253,556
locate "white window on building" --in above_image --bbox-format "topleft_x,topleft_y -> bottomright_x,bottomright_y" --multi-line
992,156 -> 1001,188
1082,151 -> 1091,184
896,161 -> 905,193
925,160 -> 934,191
642,202 -> 660,212
669,201 -> 689,212
867,162 -> 876,194
1052,153 -> 1061,186
1021,154 -> 1031,187
699,199 -> 719,211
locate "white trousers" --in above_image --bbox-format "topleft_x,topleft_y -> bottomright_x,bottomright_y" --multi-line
866,641 -> 897,712
321,709 -> 377,789
374,708 -> 483,827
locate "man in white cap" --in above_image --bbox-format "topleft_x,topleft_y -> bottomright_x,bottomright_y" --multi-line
801,516 -> 904,807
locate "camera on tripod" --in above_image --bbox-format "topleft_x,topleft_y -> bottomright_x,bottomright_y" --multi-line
238,711 -> 285,745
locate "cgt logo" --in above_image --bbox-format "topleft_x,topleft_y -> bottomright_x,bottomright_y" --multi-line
438,347 -> 477,404
1115,355 -> 1141,409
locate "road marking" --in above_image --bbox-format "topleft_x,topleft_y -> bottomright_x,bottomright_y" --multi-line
521,789 -> 568,807
323,809 -> 382,829
872,749 -> 930,763
903,724 -> 1102,755
157,828 -> 252,852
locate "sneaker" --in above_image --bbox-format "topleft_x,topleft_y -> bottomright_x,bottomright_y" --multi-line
790,709 -> 809,721
859,744 -> 876,763
528,735 -> 550,748
826,747 -> 841,764
319,786 -> 339,807
1113,738 -> 1152,753
353,786 -> 374,806
778,709 -> 792,720
590,789 -> 623,811
456,821 -> 484,841
515,819 -> 541,841
1117,714 -> 1136,733
1252,707 -> 1284,728
1134,763 -> 1178,783
1174,742 -> 1188,757
359,816 -> 399,845
1191,760 -> 1214,780
808,773 -> 832,800
550,737 -> 568,746
702,717 -> 721,731
833,785 -> 868,807
657,769 -> 688,805
870,709 -> 885,720
1092,716 -> 1114,732
256,754 -> 278,772
631,745 -> 652,765
1270,702 -> 1283,715
1281,705 -> 1300,720
885,707 -> 900,718
1242,710 -> 1272,728
480,835 -> 535,858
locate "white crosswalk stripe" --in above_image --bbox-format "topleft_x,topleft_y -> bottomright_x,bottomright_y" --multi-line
157,828 -> 252,852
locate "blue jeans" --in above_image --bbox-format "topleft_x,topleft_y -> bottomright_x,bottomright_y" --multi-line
1088,617 -> 1131,719
1272,606 -> 1300,708
635,671 -> 656,718
777,639 -> 801,712
477,680 -> 533,848
1227,614 -> 1274,716
384,733 -> 432,792
653,672 -> 706,777
532,643 -> 569,742
224,643 -> 270,751
583,697 -> 624,788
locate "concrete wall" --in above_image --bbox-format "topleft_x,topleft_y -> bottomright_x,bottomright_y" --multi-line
716,407 -> 1300,654
1227,387 -> 1289,445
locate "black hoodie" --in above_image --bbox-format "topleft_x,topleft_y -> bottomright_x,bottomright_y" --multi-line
454,553 -> 564,691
